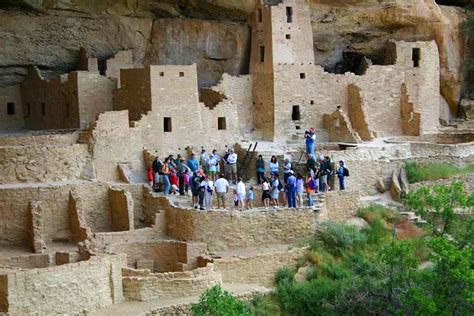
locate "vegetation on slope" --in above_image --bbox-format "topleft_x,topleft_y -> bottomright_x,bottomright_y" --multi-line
405,161 -> 474,183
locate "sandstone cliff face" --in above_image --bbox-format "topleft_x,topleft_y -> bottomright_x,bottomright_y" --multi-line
0,0 -> 470,108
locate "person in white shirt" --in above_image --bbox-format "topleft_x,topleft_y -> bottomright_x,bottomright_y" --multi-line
235,177 -> 246,211
214,174 -> 229,209
227,149 -> 238,184
202,176 -> 214,210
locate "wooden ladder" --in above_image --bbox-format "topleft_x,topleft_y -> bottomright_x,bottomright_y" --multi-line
238,142 -> 258,179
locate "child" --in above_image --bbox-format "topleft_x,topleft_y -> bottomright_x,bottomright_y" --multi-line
204,176 -> 214,210
246,186 -> 254,209
305,174 -> 315,207
233,189 -> 239,209
183,170 -> 190,196
147,166 -> 154,188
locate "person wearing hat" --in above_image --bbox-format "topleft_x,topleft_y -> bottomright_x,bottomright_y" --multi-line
304,127 -> 316,158
286,170 -> 297,208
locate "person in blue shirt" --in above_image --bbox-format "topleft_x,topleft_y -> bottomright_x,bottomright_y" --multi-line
304,127 -> 316,158
286,170 -> 297,208
337,160 -> 347,190
187,153 -> 199,173
246,186 -> 254,209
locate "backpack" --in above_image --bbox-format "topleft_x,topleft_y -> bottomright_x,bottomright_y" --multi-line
343,167 -> 349,177
309,178 -> 317,190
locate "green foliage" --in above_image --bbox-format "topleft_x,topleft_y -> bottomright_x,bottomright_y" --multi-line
272,184 -> 473,315
313,222 -> 367,256
275,267 -> 295,285
405,161 -> 474,183
247,295 -> 281,316
191,285 -> 251,316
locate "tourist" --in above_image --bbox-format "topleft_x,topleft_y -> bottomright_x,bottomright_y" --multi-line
261,177 -> 271,209
147,165 -> 154,188
223,149 -> 230,178
203,175 -> 214,209
306,154 -> 316,177
184,169 -> 190,195
305,174 -> 315,207
168,154 -> 177,170
296,173 -> 305,208
255,155 -> 265,184
161,157 -> 171,195
170,169 -> 179,194
190,172 -> 202,208
227,149 -> 238,184
214,173 -> 229,209
283,158 -> 292,183
232,189 -> 239,209
152,156 -> 163,192
269,155 -> 279,177
286,170 -> 297,208
271,174 -> 281,208
177,157 -> 190,195
236,177 -> 246,211
187,153 -> 199,173
212,149 -> 221,176
208,154 -> 217,182
198,176 -> 207,210
322,156 -> 332,192
246,186 -> 254,209
200,149 -> 209,174
337,160 -> 348,190
304,127 -> 316,157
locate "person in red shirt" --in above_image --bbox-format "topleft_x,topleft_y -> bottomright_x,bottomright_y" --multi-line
147,166 -> 154,188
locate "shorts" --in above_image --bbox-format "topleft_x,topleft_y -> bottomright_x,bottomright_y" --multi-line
224,164 -> 229,174
238,193 -> 245,201
209,170 -> 216,176
217,192 -> 226,204
262,190 -> 271,201
321,175 -> 328,183
271,189 -> 279,200
228,163 -> 237,173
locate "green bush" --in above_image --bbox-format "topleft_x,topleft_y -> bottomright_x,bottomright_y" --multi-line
314,222 -> 367,256
275,266 -> 295,285
405,161 -> 474,183
357,204 -> 399,224
191,285 -> 251,316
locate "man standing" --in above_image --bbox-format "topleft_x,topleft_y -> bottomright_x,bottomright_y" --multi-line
152,156 -> 162,192
214,174 -> 229,209
337,160 -> 348,190
227,149 -> 238,184
304,128 -> 316,158
236,177 -> 246,211
200,149 -> 209,174
255,155 -> 265,184
177,157 -> 190,195
187,153 -> 199,173
286,170 -> 297,208
283,158 -> 292,184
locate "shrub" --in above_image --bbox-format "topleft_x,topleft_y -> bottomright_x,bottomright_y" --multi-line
314,222 -> 367,256
275,266 -> 295,285
191,285 -> 251,316
248,295 -> 281,316
357,204 -> 399,224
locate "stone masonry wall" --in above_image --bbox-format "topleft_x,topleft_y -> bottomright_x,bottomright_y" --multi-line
0,254 -> 126,314
213,246 -> 308,287
0,86 -> 23,130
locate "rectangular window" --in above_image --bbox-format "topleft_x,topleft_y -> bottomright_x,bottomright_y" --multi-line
300,73 -> 306,79
292,105 -> 300,121
179,72 -> 184,77
159,72 -> 164,77
259,46 -> 265,63
286,7 -> 293,23
257,9 -> 262,23
286,34 -> 291,39
7,102 -> 15,115
163,117 -> 172,132
66,103 -> 70,117
310,100 -> 314,105
26,103 -> 31,117
412,48 -> 420,68
218,117 -> 227,130
41,103 -> 45,116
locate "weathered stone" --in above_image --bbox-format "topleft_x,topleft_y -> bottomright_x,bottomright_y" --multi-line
294,265 -> 310,283
376,179 -> 386,193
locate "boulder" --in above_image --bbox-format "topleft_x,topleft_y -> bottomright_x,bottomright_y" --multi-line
376,179 -> 386,193
346,217 -> 370,231
294,266 -> 311,283
390,170 -> 403,201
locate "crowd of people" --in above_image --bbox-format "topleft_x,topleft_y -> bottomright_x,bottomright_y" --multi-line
147,128 -> 349,211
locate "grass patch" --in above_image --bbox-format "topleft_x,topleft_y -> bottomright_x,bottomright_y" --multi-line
405,161 -> 474,183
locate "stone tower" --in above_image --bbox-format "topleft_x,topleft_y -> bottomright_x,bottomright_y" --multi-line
250,0 -> 315,141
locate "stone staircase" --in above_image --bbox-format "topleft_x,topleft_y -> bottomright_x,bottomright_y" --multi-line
398,211 -> 428,225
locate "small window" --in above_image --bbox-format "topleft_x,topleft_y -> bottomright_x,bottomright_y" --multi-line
286,7 -> 293,23
257,9 -> 263,23
179,72 -> 184,77
218,117 -> 227,130
7,102 -> 15,115
159,72 -> 164,77
26,103 -> 31,117
412,48 -> 420,68
286,34 -> 291,39
310,100 -> 314,105
300,73 -> 306,79
163,117 -> 172,132
292,105 -> 300,121
259,46 -> 265,63
41,103 -> 46,116
66,103 -> 70,117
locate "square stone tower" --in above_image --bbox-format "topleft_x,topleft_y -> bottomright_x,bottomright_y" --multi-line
250,0 -> 315,141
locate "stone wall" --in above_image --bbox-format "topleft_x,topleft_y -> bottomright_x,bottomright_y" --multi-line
213,246 -> 308,287
122,264 -> 222,301
0,254 -> 126,314
166,206 -> 319,251
109,187 -> 135,231
0,86 -> 23,130
0,143 -> 91,183
319,190 -> 363,222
